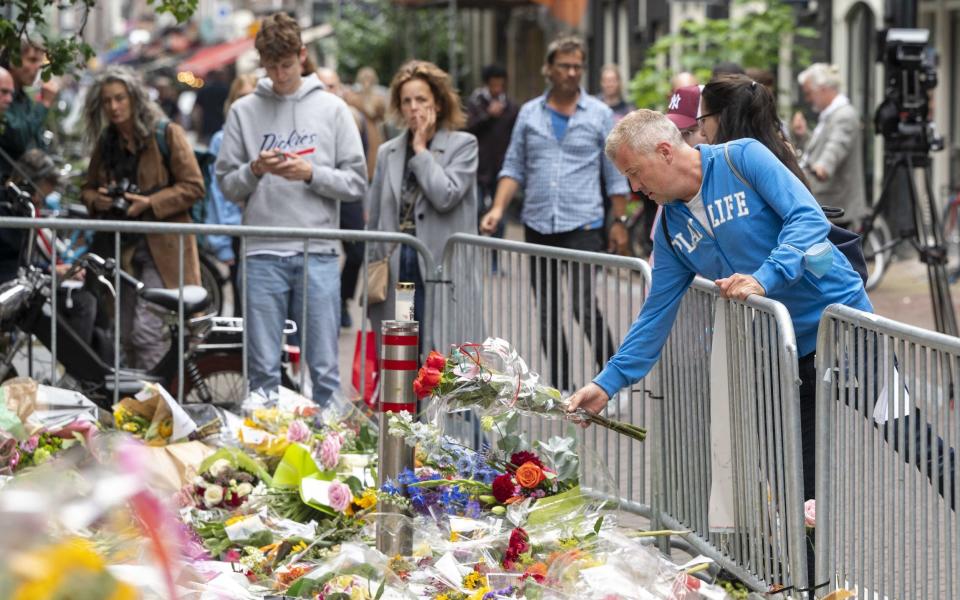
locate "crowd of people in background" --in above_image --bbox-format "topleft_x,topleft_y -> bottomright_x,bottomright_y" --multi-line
0,15 -> 869,406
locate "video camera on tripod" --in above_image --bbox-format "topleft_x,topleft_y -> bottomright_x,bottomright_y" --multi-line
874,28 -> 943,154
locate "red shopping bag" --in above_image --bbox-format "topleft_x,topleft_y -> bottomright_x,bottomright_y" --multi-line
351,330 -> 379,408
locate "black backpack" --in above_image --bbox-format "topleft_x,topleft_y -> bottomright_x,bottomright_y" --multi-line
660,143 -> 869,287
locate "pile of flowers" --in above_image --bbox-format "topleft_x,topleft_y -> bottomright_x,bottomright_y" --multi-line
0,337 -> 779,600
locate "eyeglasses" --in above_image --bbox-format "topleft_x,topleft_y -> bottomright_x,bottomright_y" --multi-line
696,112 -> 717,127
553,63 -> 584,73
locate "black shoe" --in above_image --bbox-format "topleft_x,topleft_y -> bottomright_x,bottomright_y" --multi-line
341,300 -> 352,329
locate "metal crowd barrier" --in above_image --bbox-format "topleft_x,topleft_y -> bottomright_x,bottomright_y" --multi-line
655,277 -> 807,594
0,217 -> 431,407
815,304 -> 959,599
435,233 -> 656,516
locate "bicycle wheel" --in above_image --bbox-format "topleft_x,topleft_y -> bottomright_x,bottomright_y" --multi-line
941,195 -> 960,279
862,214 -> 892,292
177,352 -> 245,407
199,256 -> 224,316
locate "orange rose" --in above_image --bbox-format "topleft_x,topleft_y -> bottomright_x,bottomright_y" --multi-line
515,461 -> 545,489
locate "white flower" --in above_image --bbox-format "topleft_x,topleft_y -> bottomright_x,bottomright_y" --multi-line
235,482 -> 254,497
208,459 -> 231,478
193,476 -> 208,487
203,484 -> 224,507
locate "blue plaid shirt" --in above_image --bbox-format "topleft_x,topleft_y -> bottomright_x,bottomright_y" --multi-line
499,89 -> 630,234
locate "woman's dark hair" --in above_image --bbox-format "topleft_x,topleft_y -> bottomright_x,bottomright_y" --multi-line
701,74 -> 810,189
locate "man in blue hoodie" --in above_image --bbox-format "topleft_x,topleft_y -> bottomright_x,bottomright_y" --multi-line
567,109 -> 873,505
216,14 -> 367,405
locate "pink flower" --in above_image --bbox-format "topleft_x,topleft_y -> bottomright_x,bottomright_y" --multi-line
224,548 -> 241,562
318,433 -> 342,470
804,499 -> 816,528
286,419 -> 311,443
327,480 -> 352,513
19,435 -> 39,453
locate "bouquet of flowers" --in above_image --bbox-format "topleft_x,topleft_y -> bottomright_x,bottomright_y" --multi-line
113,383 -> 199,445
383,413 -> 592,527
416,339 -> 646,443
178,448 -> 272,511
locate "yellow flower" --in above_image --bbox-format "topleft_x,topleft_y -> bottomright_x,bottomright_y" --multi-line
462,571 -> 486,590
357,489 -> 377,509
225,515 -> 247,526
436,594 -> 450,600
9,538 -> 134,600
158,419 -> 173,439
468,586 -> 490,600
449,531 -> 460,542
122,422 -> 140,433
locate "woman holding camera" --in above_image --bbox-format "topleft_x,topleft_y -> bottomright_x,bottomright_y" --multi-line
81,66 -> 204,370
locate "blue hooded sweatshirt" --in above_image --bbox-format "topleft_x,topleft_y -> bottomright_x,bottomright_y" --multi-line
594,139 -> 873,398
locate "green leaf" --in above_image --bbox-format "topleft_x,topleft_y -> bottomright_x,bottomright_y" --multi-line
271,443 -> 330,488
593,515 -> 605,534
527,485 -> 586,527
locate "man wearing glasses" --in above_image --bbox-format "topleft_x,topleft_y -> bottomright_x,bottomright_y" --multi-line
480,35 -> 628,391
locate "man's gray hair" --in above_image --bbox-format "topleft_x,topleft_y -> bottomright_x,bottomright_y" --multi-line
83,65 -> 165,148
797,63 -> 842,91
605,109 -> 684,161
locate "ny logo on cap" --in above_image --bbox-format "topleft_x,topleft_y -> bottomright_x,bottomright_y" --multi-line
668,93 -> 681,111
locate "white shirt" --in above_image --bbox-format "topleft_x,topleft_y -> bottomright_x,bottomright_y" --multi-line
811,93 -> 850,140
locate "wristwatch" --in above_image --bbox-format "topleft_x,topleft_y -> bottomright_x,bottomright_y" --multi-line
611,215 -> 628,226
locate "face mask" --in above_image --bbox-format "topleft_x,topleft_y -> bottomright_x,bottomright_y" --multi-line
43,191 -> 61,212
804,241 -> 834,278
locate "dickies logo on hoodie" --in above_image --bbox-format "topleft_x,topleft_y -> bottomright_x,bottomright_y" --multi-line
670,190 -> 751,254
259,130 -> 319,153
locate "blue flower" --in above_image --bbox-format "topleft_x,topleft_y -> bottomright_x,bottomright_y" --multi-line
465,499 -> 481,519
381,479 -> 402,496
455,456 -> 475,479
397,468 -> 417,486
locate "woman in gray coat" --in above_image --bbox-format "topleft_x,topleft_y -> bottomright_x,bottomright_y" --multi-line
366,60 -> 478,346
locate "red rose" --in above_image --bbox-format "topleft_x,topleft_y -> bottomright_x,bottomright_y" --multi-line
425,351 -> 447,371
509,451 -> 544,473
420,367 -> 442,389
413,379 -> 429,399
491,473 -> 515,503
508,527 -> 529,554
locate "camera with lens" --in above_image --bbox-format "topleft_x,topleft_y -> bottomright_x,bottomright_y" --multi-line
104,178 -> 139,218
874,28 -> 943,154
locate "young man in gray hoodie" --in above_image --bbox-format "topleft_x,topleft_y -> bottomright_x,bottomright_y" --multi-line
216,13 -> 367,405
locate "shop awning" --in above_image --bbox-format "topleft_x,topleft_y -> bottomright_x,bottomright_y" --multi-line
178,37 -> 255,78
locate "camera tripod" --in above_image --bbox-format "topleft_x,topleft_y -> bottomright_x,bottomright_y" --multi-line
864,149 -> 958,336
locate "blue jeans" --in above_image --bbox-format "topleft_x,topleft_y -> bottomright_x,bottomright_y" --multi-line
245,254 -> 340,405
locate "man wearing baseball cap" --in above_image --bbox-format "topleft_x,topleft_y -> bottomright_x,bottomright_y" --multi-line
666,85 -> 708,146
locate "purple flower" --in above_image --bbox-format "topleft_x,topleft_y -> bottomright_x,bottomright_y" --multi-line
327,480 -> 352,513
286,419 -> 311,443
